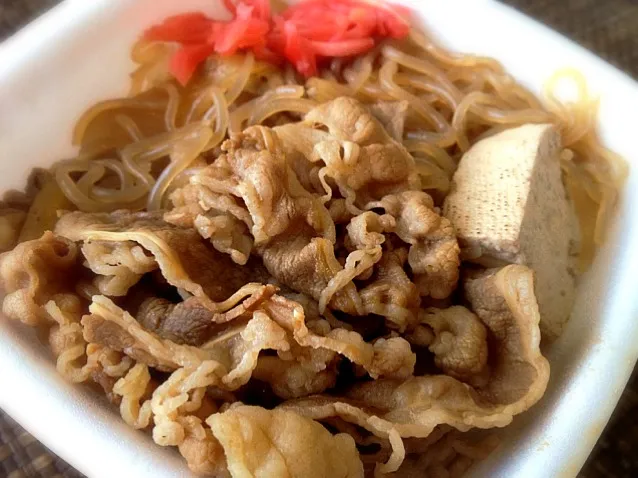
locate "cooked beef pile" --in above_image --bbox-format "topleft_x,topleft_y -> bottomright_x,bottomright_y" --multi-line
0,97 -> 581,477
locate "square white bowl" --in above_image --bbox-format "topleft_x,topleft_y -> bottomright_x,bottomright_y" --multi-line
1,1 -> 638,477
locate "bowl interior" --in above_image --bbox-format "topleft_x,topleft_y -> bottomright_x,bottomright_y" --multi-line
1,1 -> 638,477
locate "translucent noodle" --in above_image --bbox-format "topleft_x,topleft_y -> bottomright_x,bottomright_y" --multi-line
404,140 -> 456,175
382,45 -> 462,101
115,114 -> 144,141
452,92 -> 553,151
72,98 -> 164,146
185,85 -> 223,125
224,52 -> 255,105
409,158 -> 450,193
56,159 -> 118,212
75,162 -> 106,195
203,87 -> 230,148
90,159 -> 140,201
247,97 -> 316,125
147,90 -> 228,210
343,50 -> 376,91
482,70 -> 544,110
395,73 -> 459,110
230,85 -> 305,133
306,77 -> 353,103
147,124 -> 212,211
543,68 -> 599,146
379,60 -> 456,148
380,61 -> 443,130
162,83 -> 181,131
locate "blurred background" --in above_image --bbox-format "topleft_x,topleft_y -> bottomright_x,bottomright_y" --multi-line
1,0 -> 637,477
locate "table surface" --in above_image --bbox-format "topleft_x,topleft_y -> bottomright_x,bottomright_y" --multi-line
2,0 -> 638,477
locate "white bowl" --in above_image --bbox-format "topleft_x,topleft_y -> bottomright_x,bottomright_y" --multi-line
1,1 -> 638,477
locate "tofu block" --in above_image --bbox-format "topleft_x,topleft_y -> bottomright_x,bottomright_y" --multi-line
443,124 -> 579,340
